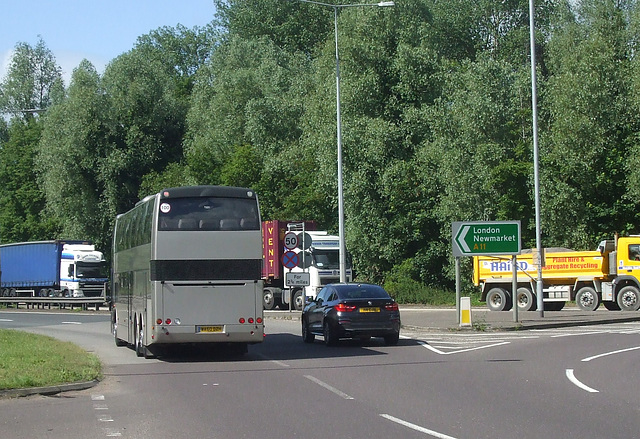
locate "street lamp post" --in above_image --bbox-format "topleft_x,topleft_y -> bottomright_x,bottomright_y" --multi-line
297,0 -> 394,283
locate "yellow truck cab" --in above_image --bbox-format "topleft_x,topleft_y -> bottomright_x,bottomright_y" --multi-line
472,236 -> 640,312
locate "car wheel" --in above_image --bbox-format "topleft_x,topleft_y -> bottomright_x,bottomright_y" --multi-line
302,318 -> 315,343
323,320 -> 337,346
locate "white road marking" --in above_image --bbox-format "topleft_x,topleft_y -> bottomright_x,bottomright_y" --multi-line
581,346 -> 640,362
61,321 -> 82,325
304,375 -> 354,400
380,414 -> 460,439
550,330 -> 609,338
0,319 -> 13,322
256,353 -> 290,368
566,369 -> 599,393
419,340 -> 509,355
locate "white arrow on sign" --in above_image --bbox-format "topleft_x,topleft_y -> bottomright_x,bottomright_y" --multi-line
457,225 -> 471,252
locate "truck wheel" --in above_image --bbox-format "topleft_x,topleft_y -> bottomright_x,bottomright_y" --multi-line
617,286 -> 640,311
516,287 -> 537,311
263,289 -> 276,310
575,287 -> 600,311
291,290 -> 304,311
486,288 -> 511,311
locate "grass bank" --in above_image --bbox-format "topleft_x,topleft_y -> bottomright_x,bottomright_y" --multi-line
0,329 -> 102,391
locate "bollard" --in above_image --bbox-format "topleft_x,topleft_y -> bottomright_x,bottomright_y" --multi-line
460,296 -> 472,327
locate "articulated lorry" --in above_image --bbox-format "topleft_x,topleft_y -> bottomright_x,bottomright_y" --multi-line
473,235 -> 640,312
0,240 -> 108,298
262,220 -> 352,310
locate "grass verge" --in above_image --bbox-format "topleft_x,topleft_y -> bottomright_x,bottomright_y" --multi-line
0,329 -> 102,391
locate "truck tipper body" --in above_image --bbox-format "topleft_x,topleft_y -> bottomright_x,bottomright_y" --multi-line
473,236 -> 640,312
0,240 -> 108,298
262,220 -> 352,310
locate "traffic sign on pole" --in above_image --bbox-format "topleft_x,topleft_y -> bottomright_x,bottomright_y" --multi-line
452,221 -> 521,257
284,232 -> 298,250
282,251 -> 299,269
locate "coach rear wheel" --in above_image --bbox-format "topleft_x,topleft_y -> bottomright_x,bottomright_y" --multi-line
135,320 -> 145,357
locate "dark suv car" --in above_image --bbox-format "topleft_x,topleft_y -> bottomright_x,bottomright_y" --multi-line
302,283 -> 401,346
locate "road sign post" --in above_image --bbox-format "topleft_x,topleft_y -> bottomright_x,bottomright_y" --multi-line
452,221 -> 522,323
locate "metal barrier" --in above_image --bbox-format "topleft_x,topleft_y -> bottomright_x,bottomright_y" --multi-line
0,297 -> 108,311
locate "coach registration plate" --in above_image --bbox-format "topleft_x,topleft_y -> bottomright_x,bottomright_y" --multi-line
197,325 -> 223,333
359,307 -> 380,313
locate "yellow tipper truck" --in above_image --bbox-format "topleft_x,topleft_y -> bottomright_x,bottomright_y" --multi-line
472,236 -> 640,312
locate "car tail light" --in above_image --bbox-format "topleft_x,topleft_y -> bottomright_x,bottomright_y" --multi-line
384,303 -> 399,311
239,318 -> 246,324
256,317 -> 263,324
334,303 -> 357,312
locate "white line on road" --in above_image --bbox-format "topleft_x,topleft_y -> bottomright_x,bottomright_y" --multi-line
304,375 -> 354,400
550,330 -> 609,338
255,353 -> 290,368
566,369 -> 599,393
581,346 -> 640,362
418,340 -> 510,355
0,319 -> 13,322
380,414 -> 460,439
62,321 -> 82,325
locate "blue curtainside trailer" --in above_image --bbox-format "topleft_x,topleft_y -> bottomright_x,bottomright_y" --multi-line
0,240 -> 108,298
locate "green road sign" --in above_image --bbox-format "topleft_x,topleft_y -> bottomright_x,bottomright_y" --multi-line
452,221 -> 521,256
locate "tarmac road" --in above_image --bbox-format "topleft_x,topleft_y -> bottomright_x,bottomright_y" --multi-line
2,304 -> 640,399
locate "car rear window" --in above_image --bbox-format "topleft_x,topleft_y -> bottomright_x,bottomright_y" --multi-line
338,286 -> 390,300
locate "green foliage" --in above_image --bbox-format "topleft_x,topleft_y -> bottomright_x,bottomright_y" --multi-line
0,118 -> 60,242
0,37 -> 63,117
383,259 -> 456,305
4,2 -> 640,298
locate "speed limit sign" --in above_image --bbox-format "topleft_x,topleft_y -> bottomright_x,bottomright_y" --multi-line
283,231 -> 298,250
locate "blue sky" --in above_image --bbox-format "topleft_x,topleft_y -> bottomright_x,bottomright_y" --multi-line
1,0 -> 217,85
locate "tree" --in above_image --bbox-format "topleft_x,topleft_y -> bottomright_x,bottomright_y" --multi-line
543,0 -> 638,248
135,24 -> 218,97
214,0 -> 331,53
37,60 -> 110,247
0,37 -> 63,118
0,118 -> 60,242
